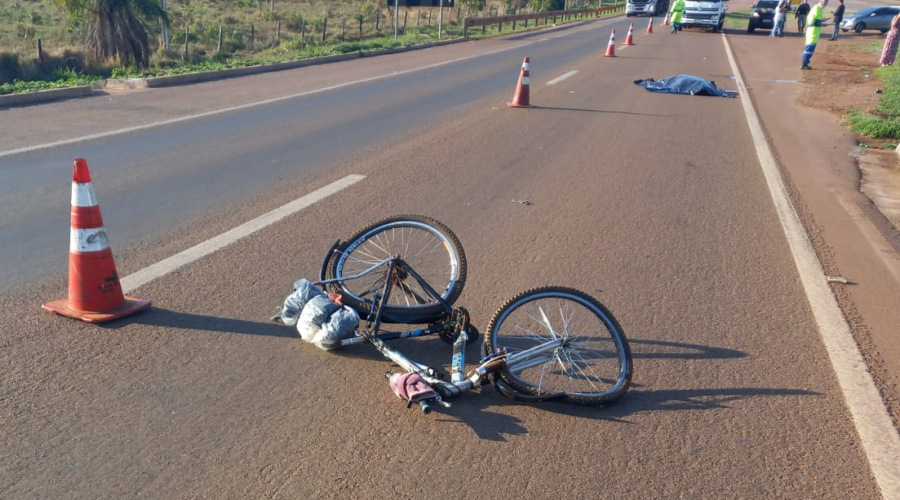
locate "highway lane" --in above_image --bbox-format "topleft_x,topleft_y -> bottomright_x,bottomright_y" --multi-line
0,18 -> 659,293
1,18 -> 892,499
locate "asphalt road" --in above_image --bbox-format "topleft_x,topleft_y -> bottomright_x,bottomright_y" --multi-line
1,13 -> 897,499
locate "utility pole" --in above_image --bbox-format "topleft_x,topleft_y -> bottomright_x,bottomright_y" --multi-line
438,0 -> 444,39
394,0 -> 399,38
161,0 -> 170,48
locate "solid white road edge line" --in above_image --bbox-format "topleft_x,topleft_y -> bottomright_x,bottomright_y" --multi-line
120,174 -> 365,293
547,71 -> 579,85
721,33 -> 900,498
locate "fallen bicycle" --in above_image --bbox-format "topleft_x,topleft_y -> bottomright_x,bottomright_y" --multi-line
274,215 -> 633,414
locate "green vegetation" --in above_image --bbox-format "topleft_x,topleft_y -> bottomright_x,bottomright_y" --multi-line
856,41 -> 885,54
724,9 -> 751,30
1,0 -> 615,95
0,67 -> 102,94
846,110 -> 900,142
844,56 -> 900,143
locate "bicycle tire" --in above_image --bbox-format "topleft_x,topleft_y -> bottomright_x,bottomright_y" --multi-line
485,287 -> 632,405
324,215 -> 467,324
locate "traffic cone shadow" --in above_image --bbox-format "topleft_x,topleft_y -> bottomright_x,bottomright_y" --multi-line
42,159 -> 151,323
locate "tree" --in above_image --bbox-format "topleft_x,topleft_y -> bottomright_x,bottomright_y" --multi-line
529,0 -> 553,11
55,0 -> 168,68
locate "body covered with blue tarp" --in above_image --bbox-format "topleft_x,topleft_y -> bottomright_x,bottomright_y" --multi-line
634,75 -> 738,98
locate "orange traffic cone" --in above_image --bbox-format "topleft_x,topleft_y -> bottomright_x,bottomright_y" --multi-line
604,30 -> 616,57
662,13 -> 670,26
508,56 -> 532,108
42,159 -> 151,323
647,17 -> 654,33
624,23 -> 635,45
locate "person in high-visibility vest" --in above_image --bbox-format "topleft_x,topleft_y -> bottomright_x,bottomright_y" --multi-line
801,0 -> 829,70
669,0 -> 685,34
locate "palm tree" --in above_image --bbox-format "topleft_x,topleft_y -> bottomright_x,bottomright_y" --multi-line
56,0 -> 168,68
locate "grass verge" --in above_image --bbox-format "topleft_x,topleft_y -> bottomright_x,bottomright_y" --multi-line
843,49 -> 900,145
1,7 -> 612,96
0,68 -> 103,95
724,9 -> 751,30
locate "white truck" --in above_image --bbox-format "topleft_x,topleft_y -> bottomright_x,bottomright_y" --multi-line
626,0 -> 670,18
680,0 -> 727,32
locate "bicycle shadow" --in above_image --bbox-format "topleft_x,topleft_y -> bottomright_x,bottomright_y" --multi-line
108,311 -> 820,440
105,307 -> 299,338
424,382 -> 820,442
417,337 -> 819,439
432,391 -> 531,442
112,308 -> 485,362
497,337 -> 818,423
532,385 -> 821,423
561,337 -> 818,419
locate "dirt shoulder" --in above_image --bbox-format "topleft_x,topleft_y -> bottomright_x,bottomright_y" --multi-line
797,33 -> 900,230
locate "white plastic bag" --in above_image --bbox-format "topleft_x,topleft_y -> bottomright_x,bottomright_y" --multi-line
280,278 -> 324,326
297,294 -> 342,341
311,306 -> 360,351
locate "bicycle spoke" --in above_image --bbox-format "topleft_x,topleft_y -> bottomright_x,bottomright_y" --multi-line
487,287 -> 631,403
326,216 -> 466,324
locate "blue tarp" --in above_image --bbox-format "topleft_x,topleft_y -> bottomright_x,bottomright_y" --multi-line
634,75 -> 738,98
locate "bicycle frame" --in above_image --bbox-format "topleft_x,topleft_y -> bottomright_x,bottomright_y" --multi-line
318,251 -> 571,412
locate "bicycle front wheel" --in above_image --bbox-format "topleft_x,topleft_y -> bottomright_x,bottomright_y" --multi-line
485,287 -> 632,405
325,215 -> 466,324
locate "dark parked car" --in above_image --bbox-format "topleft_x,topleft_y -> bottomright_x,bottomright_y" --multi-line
840,6 -> 900,34
748,0 -> 785,33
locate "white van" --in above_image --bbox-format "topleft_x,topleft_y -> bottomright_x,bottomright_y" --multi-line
626,0 -> 670,17
680,0 -> 727,31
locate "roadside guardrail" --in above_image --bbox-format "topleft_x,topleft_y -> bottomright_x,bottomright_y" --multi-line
463,6 -> 626,38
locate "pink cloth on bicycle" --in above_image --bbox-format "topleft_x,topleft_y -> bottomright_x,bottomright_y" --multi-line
389,372 -> 437,403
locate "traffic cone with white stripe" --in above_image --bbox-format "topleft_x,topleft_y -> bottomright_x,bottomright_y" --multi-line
662,12 -> 670,26
624,23 -> 635,45
647,16 -> 654,33
42,159 -> 151,323
508,56 -> 532,108
604,30 -> 617,57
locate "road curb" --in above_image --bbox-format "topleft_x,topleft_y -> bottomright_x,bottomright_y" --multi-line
0,38 -> 467,108
0,85 -> 93,108
116,52 -> 362,89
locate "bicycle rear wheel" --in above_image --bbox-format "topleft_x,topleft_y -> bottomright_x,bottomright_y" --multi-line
324,215 -> 466,324
485,287 -> 632,405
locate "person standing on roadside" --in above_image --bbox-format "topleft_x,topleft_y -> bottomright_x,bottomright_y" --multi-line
670,0 -> 685,34
830,0 -> 845,40
801,0 -> 829,70
796,0 -> 811,33
880,13 -> 900,66
772,0 -> 789,37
